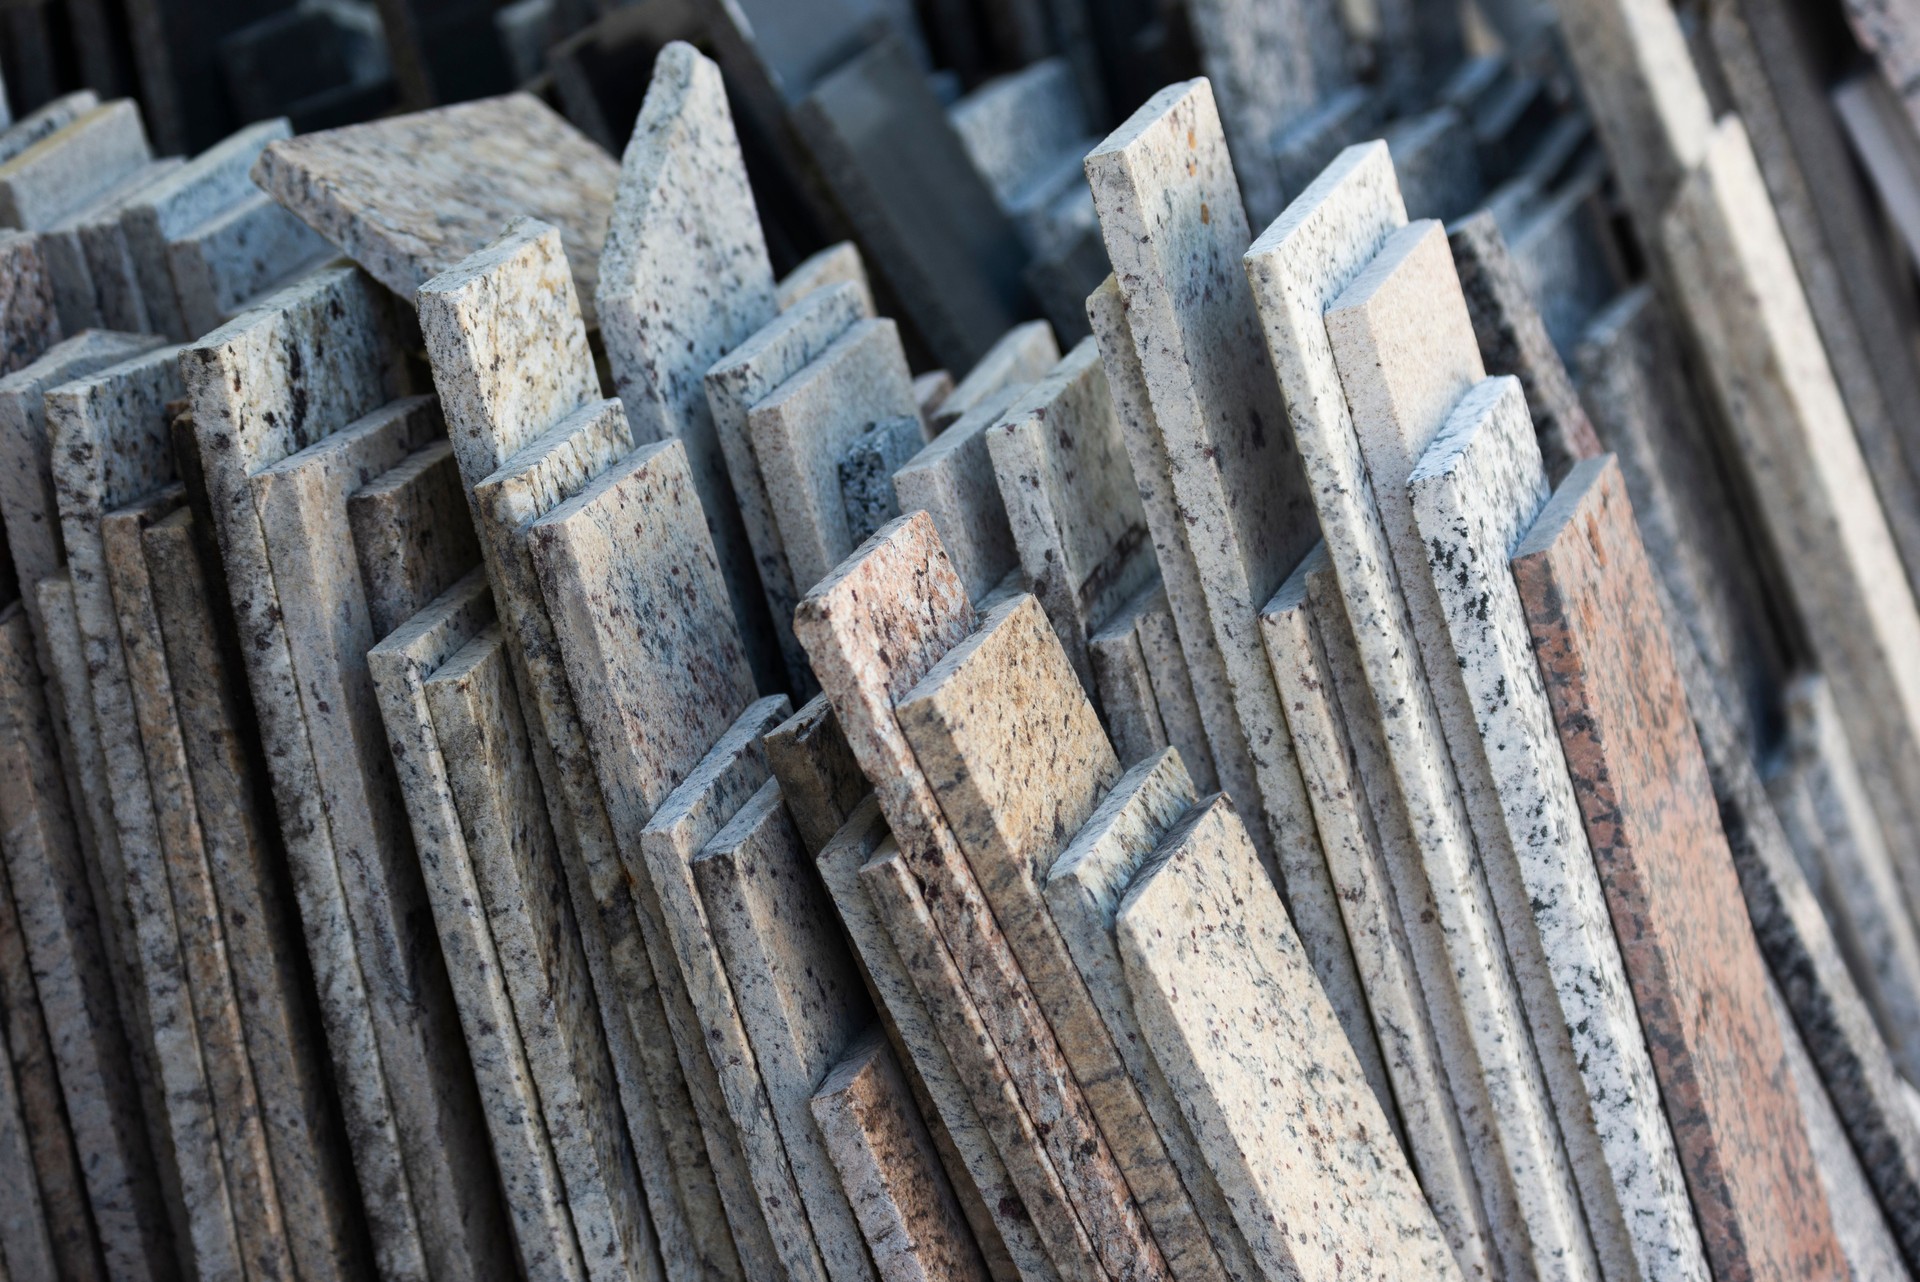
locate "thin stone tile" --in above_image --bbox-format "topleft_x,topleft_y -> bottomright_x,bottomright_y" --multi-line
46,345 -> 246,1282
0,100 -> 150,229
706,279 -> 874,694
181,264 -> 453,1282
142,507 -> 368,1282
597,42 -> 781,693
1116,795 -> 1461,1280
811,1028 -> 992,1282
1130,592 -> 1216,793
0,232 -> 60,377
748,317 -> 919,594
932,321 -> 1058,433
1256,550 -> 1494,1279
1271,87 -> 1382,220
0,596 -> 174,1281
70,158 -> 184,333
839,415 -> 925,548
778,241 -> 875,314
421,226 -> 732,1282
1087,587 -> 1169,770
0,92 -> 99,167
428,626 -> 660,1282
1383,106 -> 1481,223
1409,378 -> 1709,1278
893,387 -> 1021,602
349,440 -> 481,642
253,96 -> 618,323
814,800 -> 1042,1282
368,575 -> 587,1282
167,191 -> 332,339
764,694 -> 869,857
102,485 -> 295,1282
1513,453 -> 1848,1279
0,982 -> 56,1282
794,510 -> 1168,1282
39,159 -> 179,334
695,779 -> 878,1282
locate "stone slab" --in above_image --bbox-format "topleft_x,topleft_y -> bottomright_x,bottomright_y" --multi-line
778,241 -> 874,314
1115,794 -> 1461,1280
892,389 -> 1020,602
839,415 -> 925,548
0,231 -> 59,377
142,505 -> 367,1282
932,321 -> 1058,434
696,778 -> 877,1282
1505,160 -> 1621,354
706,278 -> 874,695
794,510 -> 1168,1282
349,439 -> 481,642
1129,591 -> 1216,793
253,94 -> 619,324
748,316 -> 919,594
0,92 -> 100,166
1087,587 -> 1169,771
72,158 -> 183,333
914,371 -> 954,422
1383,105 -> 1482,223
40,158 -> 179,335
811,1028 -> 992,1282
949,58 -> 1089,212
1512,453 -> 1847,1278
765,693 -> 870,857
0,971 -> 56,1282
167,190 -> 333,339
596,42 -> 780,693
0,100 -> 151,230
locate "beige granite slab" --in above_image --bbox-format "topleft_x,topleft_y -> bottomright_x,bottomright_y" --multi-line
696,778 -> 878,1282
349,439 -> 481,642
765,693 -> 870,856
778,242 -> 875,313
1130,590 -> 1216,793
0,92 -> 99,167
1116,794 -> 1462,1281
892,387 -> 1021,602
811,1028 -> 992,1282
933,321 -> 1059,433
0,100 -> 150,230
1086,588 -> 1169,770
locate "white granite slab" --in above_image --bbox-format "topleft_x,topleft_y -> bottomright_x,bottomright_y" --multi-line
933,321 -> 1058,433
777,241 -> 875,313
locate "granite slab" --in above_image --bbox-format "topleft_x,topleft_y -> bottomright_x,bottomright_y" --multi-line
915,371 -> 954,422
253,95 -> 619,324
765,694 -> 870,857
597,42 -> 780,693
0,100 -> 151,230
40,159 -> 180,334
696,778 -> 878,1282
839,415 -> 924,548
932,321 -> 1059,434
0,232 -> 60,376
0,974 -> 56,1282
1130,591 -> 1217,793
892,388 -> 1020,602
0,92 -> 100,167
1513,453 -> 1847,1279
349,439 -> 481,641
71,158 -> 184,333
778,242 -> 875,314
167,191 -> 333,339
1087,587 -> 1169,770
1116,795 -> 1462,1281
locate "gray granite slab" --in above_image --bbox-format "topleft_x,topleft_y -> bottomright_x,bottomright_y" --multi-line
597,42 -> 780,693
811,1028 -> 992,1282
949,59 -> 1089,213
794,510 -> 1168,1282
39,158 -> 179,334
167,191 -> 333,339
765,694 -> 872,858
1409,377 -> 1709,1278
368,574 -> 587,1282
0,231 -> 60,377
706,279 -> 874,695
1271,87 -> 1383,221
892,388 -> 1020,602
349,439 -> 482,642
1116,794 -> 1462,1281
1087,586 -> 1169,771
932,321 -> 1058,434
2,593 -> 173,1281
71,158 -> 184,334
429,625 -> 661,1282
0,92 -> 99,167
1383,106 -> 1481,223
0,100 -> 151,230
0,971 -> 56,1282
142,506 -> 367,1282
839,416 -> 925,548
915,372 -> 953,423
1503,160 -> 1621,355
253,95 -> 619,325
778,242 -> 874,314
1130,591 -> 1217,793
696,778 -> 878,1282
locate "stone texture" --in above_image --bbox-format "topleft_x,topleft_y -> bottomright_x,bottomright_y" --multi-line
1836,0 -> 1920,143
428,626 -> 660,1282
696,778 -> 877,1282
748,317 -> 919,593
0,92 -> 99,166
368,574 -> 585,1282
778,241 -> 874,314
350,440 -> 481,642
893,389 -> 1020,602
0,977 -> 56,1282
252,94 -> 618,323
1115,795 -> 1462,1281
1087,586 -> 1169,770
1512,453 -> 1847,1279
839,415 -> 925,548
0,595 -> 173,1281
765,694 -> 870,856
706,279 -> 874,694
1131,592 -> 1216,793
794,511 -> 1168,1282
0,100 -> 151,229
932,321 -> 1059,433
896,592 -> 1220,1282
166,190 -> 333,338
596,42 -> 781,694
71,158 -> 183,333
1383,106 -> 1482,223
39,158 -> 179,335
810,1028 -> 992,1282
0,232 -> 60,377
813,800 -> 1042,1282
1409,378 -> 1709,1279
1256,549 -> 1495,1280
915,372 -> 954,423
141,506 -> 367,1282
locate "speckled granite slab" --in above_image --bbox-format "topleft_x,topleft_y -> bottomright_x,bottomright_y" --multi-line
896,592 -> 1219,1282
0,100 -> 150,230
1255,550 -> 1494,1280
429,626 -> 661,1282
932,322 -> 1059,434
706,279 -> 873,695
1409,378 -> 1709,1279
1130,590 -> 1216,792
1085,81 -> 1330,927
794,510 -> 1168,1282
3,599 -> 172,1282
748,317 -> 919,594
764,694 -> 868,857
810,1028 -> 992,1282
597,42 -> 779,693
46,346 -> 246,1282
778,242 -> 874,314
696,778 -> 877,1282
0,232 -> 60,377
1116,794 -> 1462,1281
0,92 -> 98,166
421,224 -> 731,1282
812,800 -> 1041,1282
1512,454 -> 1847,1279
349,440 -> 481,642
1040,748 -> 1259,1282
1087,588 -> 1169,770
839,416 -> 924,548
167,191 -> 333,339
181,264 -> 447,1282
253,95 -> 618,325
0,965 -> 57,1282
142,506 -> 367,1282
892,388 -> 1021,602
368,574 -> 586,1282
102,485 -> 294,1282
70,158 -> 183,333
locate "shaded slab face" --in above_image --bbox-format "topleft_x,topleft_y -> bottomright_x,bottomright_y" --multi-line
1512,454 -> 1847,1280
1086,587 -> 1169,771
1116,795 -> 1463,1282
167,191 -> 332,338
349,439 -> 482,642
777,242 -> 874,313
810,1028 -> 992,1282
934,321 -> 1060,434
253,95 -> 619,323
840,416 -> 924,549
765,693 -> 869,856
0,101 -> 152,229
892,387 -> 1021,602
0,232 -> 61,377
